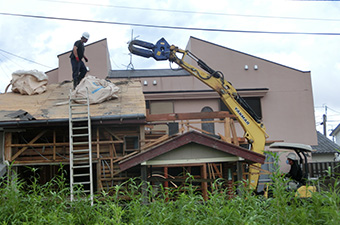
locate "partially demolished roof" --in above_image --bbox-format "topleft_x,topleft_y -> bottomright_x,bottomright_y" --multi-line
0,78 -> 146,127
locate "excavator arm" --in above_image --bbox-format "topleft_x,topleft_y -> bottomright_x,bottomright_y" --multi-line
129,38 -> 268,189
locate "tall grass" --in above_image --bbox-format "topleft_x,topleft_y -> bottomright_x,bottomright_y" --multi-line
1,167 -> 340,224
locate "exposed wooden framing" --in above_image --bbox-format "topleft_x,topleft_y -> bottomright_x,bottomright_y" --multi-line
97,162 -> 102,193
108,136 -> 114,158
139,125 -> 145,148
212,163 -> 223,178
141,134 -> 169,151
224,118 -> 232,143
104,128 -> 123,141
146,111 -> 234,121
12,130 -> 47,161
96,128 -> 100,158
184,124 -> 212,135
164,167 -> 169,188
112,151 -> 138,164
201,163 -> 208,201
4,132 -> 12,161
230,119 -> 239,146
8,140 -> 124,148
3,109 -> 265,201
110,158 -> 114,178
207,163 -> 214,189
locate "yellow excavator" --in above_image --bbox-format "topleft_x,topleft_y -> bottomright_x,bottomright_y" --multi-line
128,37 -> 268,190
128,38 -> 317,198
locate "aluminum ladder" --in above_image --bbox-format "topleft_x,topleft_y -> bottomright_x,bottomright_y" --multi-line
69,88 -> 93,205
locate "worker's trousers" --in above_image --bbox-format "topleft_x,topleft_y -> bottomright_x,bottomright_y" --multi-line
71,58 -> 87,89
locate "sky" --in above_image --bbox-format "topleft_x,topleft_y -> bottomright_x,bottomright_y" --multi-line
0,0 -> 340,138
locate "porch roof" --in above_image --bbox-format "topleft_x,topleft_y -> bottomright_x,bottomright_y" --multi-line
119,131 -> 266,171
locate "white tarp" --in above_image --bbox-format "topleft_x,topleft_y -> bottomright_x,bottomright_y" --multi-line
10,70 -> 48,95
71,75 -> 119,104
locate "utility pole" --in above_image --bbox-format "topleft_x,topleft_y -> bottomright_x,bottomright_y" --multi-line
322,105 -> 328,136
323,114 -> 327,136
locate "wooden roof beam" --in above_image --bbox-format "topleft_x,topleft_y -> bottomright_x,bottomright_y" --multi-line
146,111 -> 235,122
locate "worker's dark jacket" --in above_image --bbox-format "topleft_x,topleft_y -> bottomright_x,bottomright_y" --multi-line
70,40 -> 85,60
286,161 -> 302,183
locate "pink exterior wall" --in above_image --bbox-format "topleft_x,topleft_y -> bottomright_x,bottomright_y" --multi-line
142,37 -> 316,147
47,39 -> 111,84
184,37 -> 317,146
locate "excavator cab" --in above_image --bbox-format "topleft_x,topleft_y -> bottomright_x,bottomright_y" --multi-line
269,142 -> 317,198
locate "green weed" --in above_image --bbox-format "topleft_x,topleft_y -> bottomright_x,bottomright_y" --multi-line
1,166 -> 340,224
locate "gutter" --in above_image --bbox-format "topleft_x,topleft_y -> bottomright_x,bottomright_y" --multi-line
0,114 -> 146,128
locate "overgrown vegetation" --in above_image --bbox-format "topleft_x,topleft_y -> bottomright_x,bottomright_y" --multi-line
1,166 -> 340,225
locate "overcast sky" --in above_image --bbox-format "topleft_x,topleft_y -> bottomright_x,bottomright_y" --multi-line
1,0 -> 340,137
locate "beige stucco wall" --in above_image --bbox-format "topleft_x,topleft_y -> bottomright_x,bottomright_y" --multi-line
47,39 -> 111,84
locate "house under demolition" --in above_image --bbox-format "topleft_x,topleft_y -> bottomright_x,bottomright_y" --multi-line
1,36 -> 322,200
0,75 -> 267,200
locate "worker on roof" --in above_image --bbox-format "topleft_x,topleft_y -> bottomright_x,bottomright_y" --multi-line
285,153 -> 303,190
70,32 -> 90,89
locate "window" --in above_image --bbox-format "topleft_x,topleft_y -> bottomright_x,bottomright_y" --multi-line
201,107 -> 215,134
219,97 -> 262,120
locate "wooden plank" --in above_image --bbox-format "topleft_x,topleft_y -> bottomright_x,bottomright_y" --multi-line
104,128 -> 123,141
97,128 -> 100,159
139,125 -> 146,147
201,164 -> 208,201
97,162 -> 102,193
12,130 -> 47,161
112,151 -> 139,164
141,135 -> 169,150
212,163 -> 223,178
147,111 -> 234,121
4,133 -> 12,161
230,119 -> 239,146
224,118 -> 232,143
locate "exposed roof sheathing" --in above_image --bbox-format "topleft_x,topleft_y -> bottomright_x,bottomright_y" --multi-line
0,79 -> 146,123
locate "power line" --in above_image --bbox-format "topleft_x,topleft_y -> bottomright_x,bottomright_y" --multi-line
1,12 -> 340,36
0,48 -> 52,68
40,0 -> 340,22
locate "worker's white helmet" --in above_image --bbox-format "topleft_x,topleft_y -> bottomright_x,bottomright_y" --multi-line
82,32 -> 90,40
287,153 -> 296,161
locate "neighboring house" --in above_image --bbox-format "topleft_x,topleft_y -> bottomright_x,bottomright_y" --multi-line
330,123 -> 340,145
47,38 -> 111,84
312,131 -> 340,162
0,36 -> 323,196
